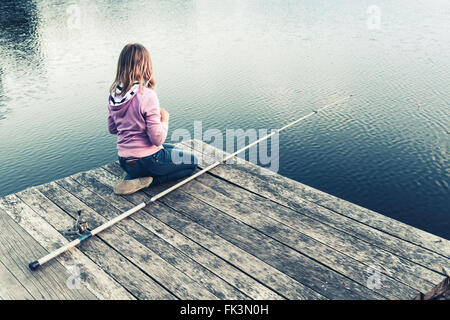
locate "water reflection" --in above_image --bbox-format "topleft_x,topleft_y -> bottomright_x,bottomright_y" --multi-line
0,0 -> 45,121
0,67 -> 7,120
0,0 -> 42,66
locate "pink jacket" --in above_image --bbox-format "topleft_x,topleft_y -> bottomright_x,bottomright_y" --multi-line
107,87 -> 168,158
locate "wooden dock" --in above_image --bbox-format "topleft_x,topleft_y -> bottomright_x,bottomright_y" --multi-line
0,139 -> 449,300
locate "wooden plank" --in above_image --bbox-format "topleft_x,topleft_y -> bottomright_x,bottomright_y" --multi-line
105,159 -> 441,293
181,140 -> 450,275
191,173 -> 441,291
70,170 -> 289,301
0,260 -> 34,300
414,276 -> 450,300
71,169 -> 294,300
146,188 -> 385,299
184,139 -> 450,258
59,175 -> 250,300
0,202 -> 96,300
101,161 -> 416,298
178,178 -> 423,299
20,187 -> 175,300
96,165 -> 326,300
14,188 -> 135,300
38,180 -> 217,300
100,165 -> 382,300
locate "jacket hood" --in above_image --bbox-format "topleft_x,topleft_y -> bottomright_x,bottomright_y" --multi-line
109,81 -> 140,108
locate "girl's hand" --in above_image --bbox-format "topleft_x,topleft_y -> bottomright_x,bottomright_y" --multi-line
160,108 -> 170,123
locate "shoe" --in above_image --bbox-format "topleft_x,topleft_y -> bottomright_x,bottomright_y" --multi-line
113,177 -> 153,195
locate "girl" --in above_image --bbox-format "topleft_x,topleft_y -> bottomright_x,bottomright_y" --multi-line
108,43 -> 197,195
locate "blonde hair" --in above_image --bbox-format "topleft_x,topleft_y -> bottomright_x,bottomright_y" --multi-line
110,43 -> 155,95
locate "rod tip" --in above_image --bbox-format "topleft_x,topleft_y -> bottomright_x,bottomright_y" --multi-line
29,260 -> 40,271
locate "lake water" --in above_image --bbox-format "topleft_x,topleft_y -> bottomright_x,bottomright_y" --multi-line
0,0 -> 449,239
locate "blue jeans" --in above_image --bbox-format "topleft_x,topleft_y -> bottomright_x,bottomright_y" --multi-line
118,144 -> 198,186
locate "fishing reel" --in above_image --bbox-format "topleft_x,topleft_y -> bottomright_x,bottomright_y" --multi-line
64,210 -> 89,237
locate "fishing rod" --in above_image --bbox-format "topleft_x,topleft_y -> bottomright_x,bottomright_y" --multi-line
29,95 -> 351,271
